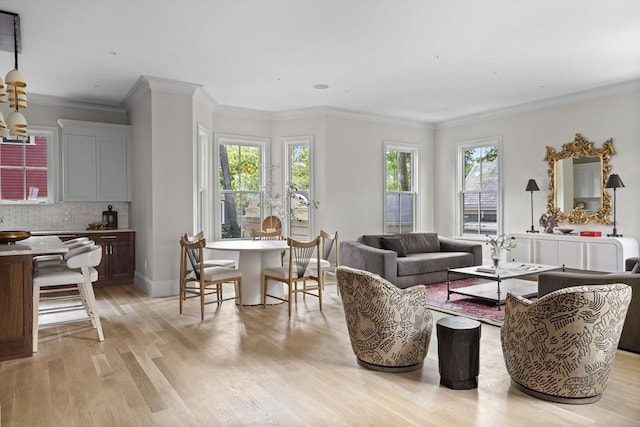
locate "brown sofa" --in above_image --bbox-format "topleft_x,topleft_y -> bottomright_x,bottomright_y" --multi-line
538,270 -> 640,353
340,232 -> 482,288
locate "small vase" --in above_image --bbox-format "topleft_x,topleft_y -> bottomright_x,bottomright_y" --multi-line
491,249 -> 502,270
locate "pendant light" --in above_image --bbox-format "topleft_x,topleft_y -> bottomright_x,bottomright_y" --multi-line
0,12 -> 27,138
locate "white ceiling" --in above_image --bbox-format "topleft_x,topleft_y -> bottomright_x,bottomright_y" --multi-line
1,0 -> 639,123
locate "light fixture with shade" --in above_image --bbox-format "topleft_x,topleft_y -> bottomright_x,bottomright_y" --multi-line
605,173 -> 625,237
525,179 -> 540,233
0,10 -> 27,139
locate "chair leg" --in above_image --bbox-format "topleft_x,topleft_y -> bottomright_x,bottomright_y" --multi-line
33,286 -> 40,353
236,279 -> 242,310
288,281 -> 293,317
179,276 -> 184,314
263,277 -> 268,308
199,280 -> 205,321
80,272 -> 104,342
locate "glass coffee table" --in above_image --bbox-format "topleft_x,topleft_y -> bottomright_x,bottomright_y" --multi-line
447,262 -> 564,310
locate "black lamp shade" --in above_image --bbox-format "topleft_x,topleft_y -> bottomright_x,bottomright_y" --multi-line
525,179 -> 540,192
605,174 -> 625,189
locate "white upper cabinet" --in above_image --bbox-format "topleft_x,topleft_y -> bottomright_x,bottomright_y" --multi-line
59,120 -> 131,202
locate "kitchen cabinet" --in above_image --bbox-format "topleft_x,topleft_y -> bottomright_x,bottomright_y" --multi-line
59,120 -> 131,202
508,232 -> 638,272
0,254 -> 32,361
93,231 -> 135,285
53,230 -> 136,286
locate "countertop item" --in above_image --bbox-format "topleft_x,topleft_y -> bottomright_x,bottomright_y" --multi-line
0,236 -> 68,256
0,231 -> 31,244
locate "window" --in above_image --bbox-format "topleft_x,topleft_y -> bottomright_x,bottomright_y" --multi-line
457,137 -> 502,237
215,134 -> 267,239
196,125 -> 211,238
384,141 -> 418,234
283,135 -> 314,240
0,127 -> 57,203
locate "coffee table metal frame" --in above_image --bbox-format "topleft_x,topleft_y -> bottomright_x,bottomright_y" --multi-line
446,262 -> 564,310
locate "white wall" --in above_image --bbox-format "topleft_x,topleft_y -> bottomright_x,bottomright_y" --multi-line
434,85 -> 640,245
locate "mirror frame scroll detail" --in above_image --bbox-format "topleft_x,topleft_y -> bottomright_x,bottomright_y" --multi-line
544,133 -> 615,225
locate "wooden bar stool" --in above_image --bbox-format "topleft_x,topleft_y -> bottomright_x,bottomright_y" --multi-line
33,245 -> 104,352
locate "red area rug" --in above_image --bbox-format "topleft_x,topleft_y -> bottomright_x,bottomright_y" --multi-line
424,279 -> 508,326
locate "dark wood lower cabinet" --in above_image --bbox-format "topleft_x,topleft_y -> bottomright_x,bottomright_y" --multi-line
57,230 -> 136,286
94,232 -> 135,285
0,254 -> 33,361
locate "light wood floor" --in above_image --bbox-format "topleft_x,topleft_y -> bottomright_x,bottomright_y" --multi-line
1,283 -> 639,427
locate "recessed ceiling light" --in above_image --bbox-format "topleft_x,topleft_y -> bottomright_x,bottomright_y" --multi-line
313,84 -> 329,90
108,51 -> 117,55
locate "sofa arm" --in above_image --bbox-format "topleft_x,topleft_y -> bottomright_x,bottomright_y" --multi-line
439,237 -> 482,265
537,271 -> 640,297
340,241 -> 398,285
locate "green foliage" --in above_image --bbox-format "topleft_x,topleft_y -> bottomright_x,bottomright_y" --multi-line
386,150 -> 412,191
219,144 -> 260,191
464,145 -> 497,177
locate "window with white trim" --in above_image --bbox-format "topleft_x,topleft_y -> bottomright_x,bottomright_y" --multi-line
215,134 -> 268,240
457,137 -> 502,237
283,135 -> 314,240
0,127 -> 57,203
384,141 -> 418,234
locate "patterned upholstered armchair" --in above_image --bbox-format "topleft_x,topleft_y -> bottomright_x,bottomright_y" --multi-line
336,266 -> 433,372
501,284 -> 631,404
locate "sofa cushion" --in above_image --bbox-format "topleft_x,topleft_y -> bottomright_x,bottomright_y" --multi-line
381,236 -> 406,257
397,252 -> 474,277
402,233 -> 440,254
358,235 -> 384,249
632,261 -> 640,274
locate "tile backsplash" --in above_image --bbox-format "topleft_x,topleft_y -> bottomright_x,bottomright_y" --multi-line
0,202 -> 130,231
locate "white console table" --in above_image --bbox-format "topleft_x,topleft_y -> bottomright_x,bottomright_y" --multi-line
507,233 -> 638,272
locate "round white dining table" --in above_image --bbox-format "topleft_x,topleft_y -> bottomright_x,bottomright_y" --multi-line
206,239 -> 289,305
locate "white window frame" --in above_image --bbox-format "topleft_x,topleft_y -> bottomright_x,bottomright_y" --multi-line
0,126 -> 58,204
282,135 -> 314,240
195,124 -> 211,238
456,136 -> 503,239
213,133 -> 269,240
383,140 -> 419,234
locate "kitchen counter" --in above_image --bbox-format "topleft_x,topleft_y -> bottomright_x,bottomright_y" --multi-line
0,235 -> 67,361
0,236 -> 68,256
30,229 -> 135,235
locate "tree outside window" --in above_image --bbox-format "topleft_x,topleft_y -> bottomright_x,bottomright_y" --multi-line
218,139 -> 263,239
384,142 -> 417,234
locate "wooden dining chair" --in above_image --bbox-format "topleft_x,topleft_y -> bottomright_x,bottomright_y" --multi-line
262,215 -> 282,232
262,236 -> 322,317
308,230 -> 339,293
179,235 -> 242,320
251,228 -> 283,240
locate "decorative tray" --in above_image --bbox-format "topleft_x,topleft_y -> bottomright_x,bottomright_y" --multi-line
0,230 -> 31,244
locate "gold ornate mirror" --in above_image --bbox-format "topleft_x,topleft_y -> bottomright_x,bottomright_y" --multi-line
544,133 -> 615,224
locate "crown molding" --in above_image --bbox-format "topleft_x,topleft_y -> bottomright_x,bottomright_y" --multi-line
217,104 -> 433,129
436,79 -> 640,129
194,88 -> 218,111
121,75 -> 202,109
28,93 -> 127,114
214,105 -> 271,120
322,107 -> 433,130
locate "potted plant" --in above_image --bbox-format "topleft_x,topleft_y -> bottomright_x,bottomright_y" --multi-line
486,234 -> 517,269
